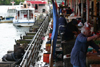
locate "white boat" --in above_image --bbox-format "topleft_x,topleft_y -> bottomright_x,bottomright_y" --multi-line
13,1 -> 35,27
6,8 -> 16,20
6,2 -> 16,21
0,2 -> 16,23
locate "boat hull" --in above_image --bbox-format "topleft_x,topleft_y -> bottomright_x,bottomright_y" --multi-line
0,17 -> 14,23
13,20 -> 35,27
0,20 -> 12,23
5,17 -> 14,20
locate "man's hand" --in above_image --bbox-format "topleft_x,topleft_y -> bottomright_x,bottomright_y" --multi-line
87,35 -> 100,41
94,35 -> 100,39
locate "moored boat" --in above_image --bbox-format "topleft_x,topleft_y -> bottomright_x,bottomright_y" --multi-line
6,2 -> 16,21
6,7 -> 16,20
13,1 -> 35,27
0,2 -> 16,23
0,16 -> 13,23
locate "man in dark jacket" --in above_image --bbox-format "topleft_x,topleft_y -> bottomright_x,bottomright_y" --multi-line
62,19 -> 79,41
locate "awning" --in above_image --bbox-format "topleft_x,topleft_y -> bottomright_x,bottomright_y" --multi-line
26,1 -> 47,4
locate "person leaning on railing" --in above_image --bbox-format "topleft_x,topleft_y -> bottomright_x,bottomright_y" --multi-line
70,26 -> 100,67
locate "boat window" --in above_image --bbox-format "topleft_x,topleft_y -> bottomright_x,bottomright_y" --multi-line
28,4 -> 30,6
18,11 -> 20,17
35,4 -> 38,9
39,4 -> 45,6
21,10 -> 28,14
29,10 -> 33,19
42,9 -> 45,12
21,10 -> 28,18
23,4 -> 27,8
7,9 -> 16,13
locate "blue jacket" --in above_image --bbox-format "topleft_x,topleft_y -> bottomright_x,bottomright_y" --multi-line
58,16 -> 67,31
71,33 -> 100,67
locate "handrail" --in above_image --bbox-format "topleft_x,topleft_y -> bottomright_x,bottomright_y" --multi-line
18,14 -> 50,67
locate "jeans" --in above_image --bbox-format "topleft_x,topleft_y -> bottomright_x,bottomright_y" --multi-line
73,65 -> 80,67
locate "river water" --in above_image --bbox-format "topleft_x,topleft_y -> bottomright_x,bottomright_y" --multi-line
0,5 -> 30,59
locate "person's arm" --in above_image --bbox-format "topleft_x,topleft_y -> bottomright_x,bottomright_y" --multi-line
87,35 -> 100,41
77,34 -> 99,43
90,40 -> 100,53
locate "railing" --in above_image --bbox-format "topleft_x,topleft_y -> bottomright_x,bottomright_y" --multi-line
18,14 -> 50,67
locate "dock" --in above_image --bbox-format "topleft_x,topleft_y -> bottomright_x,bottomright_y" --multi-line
1,0 -> 100,67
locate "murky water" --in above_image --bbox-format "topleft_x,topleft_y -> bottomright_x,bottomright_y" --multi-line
0,23 -> 30,59
0,5 -> 30,59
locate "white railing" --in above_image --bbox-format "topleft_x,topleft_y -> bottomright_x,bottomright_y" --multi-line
18,15 -> 50,67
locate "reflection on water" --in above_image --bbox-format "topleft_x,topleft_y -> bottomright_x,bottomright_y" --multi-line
0,23 -> 30,59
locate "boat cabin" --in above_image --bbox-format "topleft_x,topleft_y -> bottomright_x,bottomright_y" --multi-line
13,1 -> 35,27
15,2 -> 35,20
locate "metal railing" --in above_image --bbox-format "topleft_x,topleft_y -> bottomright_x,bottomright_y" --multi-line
18,14 -> 50,67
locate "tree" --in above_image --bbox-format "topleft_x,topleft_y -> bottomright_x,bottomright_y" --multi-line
0,0 -> 24,5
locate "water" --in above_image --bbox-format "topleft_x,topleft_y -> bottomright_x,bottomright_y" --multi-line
0,5 -> 30,59
0,23 -> 30,59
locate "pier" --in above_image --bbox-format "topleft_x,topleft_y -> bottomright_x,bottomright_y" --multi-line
1,0 -> 100,67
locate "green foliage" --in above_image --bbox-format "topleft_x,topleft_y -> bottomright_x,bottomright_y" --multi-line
0,0 -> 24,5
94,40 -> 100,45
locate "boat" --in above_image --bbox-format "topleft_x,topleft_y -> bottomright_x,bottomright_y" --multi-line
6,2 -> 16,21
0,2 -> 16,23
0,16 -> 12,23
6,7 -> 16,20
13,1 -> 35,27
26,0 -> 50,17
